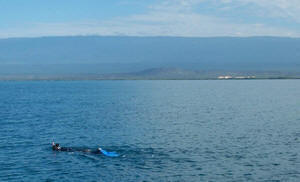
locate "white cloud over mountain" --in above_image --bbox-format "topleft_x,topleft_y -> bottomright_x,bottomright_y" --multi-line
1,0 -> 299,38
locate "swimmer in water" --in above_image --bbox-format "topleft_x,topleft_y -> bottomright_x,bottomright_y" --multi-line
52,142 -> 101,154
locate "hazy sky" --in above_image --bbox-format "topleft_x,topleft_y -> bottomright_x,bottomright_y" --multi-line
1,0 -> 300,38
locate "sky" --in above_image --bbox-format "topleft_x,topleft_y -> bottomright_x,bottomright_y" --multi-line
1,0 -> 300,38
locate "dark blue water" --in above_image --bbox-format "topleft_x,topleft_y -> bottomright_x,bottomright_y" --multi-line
0,80 -> 299,181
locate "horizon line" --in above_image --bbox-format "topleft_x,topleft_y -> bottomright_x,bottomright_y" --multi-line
1,34 -> 300,40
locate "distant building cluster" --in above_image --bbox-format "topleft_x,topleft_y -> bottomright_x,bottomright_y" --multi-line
218,75 -> 256,79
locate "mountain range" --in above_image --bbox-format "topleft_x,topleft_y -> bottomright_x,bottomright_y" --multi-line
0,36 -> 299,79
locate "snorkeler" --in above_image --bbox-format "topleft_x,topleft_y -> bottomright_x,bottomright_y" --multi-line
52,142 -> 101,154
52,142 -> 119,157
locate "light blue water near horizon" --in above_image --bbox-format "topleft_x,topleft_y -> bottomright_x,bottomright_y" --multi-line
0,80 -> 299,181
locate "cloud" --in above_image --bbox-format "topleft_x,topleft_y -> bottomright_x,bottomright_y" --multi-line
152,0 -> 300,22
227,0 -> 300,23
240,0 -> 300,17
0,0 -> 299,38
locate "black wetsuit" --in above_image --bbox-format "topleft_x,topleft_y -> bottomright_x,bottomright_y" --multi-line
52,146 -> 101,154
58,147 -> 74,152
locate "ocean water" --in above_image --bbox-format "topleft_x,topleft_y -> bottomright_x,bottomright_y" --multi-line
0,80 -> 299,181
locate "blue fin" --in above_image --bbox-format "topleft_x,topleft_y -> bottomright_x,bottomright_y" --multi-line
100,149 -> 119,157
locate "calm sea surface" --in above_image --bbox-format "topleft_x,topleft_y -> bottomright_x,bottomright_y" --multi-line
0,80 -> 299,181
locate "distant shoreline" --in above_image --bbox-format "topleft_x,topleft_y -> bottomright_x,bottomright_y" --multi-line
1,67 -> 299,81
0,77 -> 299,81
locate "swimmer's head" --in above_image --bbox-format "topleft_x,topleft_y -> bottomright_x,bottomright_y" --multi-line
52,142 -> 59,150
